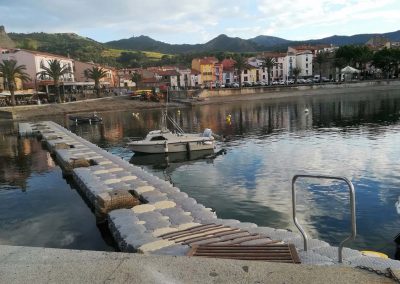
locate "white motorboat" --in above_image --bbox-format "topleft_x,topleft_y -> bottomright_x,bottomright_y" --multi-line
127,111 -> 215,154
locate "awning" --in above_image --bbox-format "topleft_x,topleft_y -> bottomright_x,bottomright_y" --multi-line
341,66 -> 360,73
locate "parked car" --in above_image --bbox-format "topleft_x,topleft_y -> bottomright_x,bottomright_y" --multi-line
243,82 -> 252,87
272,80 -> 279,85
279,80 -> 286,85
305,78 -> 313,84
225,83 -> 232,88
322,77 -> 330,82
231,82 -> 240,88
298,78 -> 306,84
287,79 -> 294,84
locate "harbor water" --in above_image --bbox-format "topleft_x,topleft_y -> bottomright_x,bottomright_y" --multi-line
1,88 -> 399,258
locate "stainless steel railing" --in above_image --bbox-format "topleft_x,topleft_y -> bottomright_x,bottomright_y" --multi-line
292,174 -> 356,263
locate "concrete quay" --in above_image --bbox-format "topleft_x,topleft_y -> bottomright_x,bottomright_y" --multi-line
17,121 -> 400,271
1,245 -> 396,284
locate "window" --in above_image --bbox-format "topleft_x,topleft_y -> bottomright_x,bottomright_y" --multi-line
244,70 -> 248,74
306,57 -> 308,62
150,136 -> 167,141
306,70 -> 308,74
263,75 -> 266,79
306,63 -> 308,68
244,76 -> 248,81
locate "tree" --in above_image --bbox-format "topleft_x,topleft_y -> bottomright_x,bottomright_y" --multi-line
315,52 -> 327,83
233,55 -> 247,88
334,57 -> 347,82
0,60 -> 30,106
37,59 -> 71,102
84,66 -> 108,98
372,48 -> 396,79
261,57 -> 275,85
292,67 -> 301,84
131,73 -> 142,89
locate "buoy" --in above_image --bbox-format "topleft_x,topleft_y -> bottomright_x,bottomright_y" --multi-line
177,110 -> 180,115
226,114 -> 231,125
361,251 -> 389,259
132,112 -> 140,119
304,108 -> 309,113
396,196 -> 400,214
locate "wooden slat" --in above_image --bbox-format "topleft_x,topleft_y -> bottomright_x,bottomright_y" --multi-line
187,244 -> 301,264
159,224 -> 218,238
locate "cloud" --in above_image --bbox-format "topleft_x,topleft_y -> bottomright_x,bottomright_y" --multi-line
0,0 -> 399,43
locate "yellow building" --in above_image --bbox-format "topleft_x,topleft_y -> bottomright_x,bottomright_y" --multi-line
192,57 -> 219,86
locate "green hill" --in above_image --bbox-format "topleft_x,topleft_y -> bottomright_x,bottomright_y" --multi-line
0,26 -> 15,48
7,32 -> 168,68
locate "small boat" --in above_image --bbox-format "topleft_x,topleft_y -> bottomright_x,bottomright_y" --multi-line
127,111 -> 215,154
69,113 -> 103,124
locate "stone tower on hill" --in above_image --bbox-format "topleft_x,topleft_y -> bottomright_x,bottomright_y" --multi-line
0,26 -> 16,48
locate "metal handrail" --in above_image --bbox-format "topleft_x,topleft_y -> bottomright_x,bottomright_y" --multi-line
292,174 -> 356,263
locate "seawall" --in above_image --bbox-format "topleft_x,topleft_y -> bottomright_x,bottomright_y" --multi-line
197,80 -> 400,98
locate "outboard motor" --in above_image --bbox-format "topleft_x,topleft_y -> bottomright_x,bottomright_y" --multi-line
202,128 -> 212,138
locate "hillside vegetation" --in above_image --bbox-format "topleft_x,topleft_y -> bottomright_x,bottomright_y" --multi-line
8,32 -> 167,68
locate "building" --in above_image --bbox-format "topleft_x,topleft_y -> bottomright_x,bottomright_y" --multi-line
74,61 -> 117,87
221,59 -> 235,84
0,49 -> 75,89
192,57 -> 220,87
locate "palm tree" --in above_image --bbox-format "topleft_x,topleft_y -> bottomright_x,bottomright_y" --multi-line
37,59 -> 71,102
233,55 -> 246,88
315,52 -> 327,83
85,66 -> 108,98
261,57 -> 275,85
0,60 -> 30,106
292,67 -> 302,84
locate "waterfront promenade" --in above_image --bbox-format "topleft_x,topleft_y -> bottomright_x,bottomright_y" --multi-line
16,120 -> 400,274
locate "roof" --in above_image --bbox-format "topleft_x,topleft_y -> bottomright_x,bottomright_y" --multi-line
15,49 -> 73,60
191,69 -> 200,75
259,52 -> 287,58
157,69 -> 180,76
221,59 -> 236,69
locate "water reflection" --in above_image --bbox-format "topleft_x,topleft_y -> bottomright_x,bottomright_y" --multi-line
1,89 -> 399,258
0,123 -> 115,251
65,90 -> 400,258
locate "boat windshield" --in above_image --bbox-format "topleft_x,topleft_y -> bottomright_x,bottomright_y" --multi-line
150,136 -> 167,141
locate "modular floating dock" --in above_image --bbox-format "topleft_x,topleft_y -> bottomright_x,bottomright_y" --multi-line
18,121 -> 400,270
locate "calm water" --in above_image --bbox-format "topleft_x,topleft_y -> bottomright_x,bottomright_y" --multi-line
1,89 -> 400,258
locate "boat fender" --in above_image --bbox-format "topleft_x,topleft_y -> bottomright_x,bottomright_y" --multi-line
164,141 -> 168,153
396,197 -> 400,215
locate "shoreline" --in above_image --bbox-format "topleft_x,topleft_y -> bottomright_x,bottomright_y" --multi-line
1,82 -> 400,120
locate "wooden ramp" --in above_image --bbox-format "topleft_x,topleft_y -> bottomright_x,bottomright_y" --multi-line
159,223 -> 301,263
188,244 -> 301,263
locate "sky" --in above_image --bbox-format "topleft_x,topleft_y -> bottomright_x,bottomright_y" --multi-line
1,0 -> 399,44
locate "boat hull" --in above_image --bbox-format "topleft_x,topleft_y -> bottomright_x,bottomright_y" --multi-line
128,140 -> 215,154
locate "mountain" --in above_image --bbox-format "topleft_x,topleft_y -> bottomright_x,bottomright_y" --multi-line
106,35 -> 201,54
249,35 -> 291,48
300,30 -> 400,46
0,26 -> 15,48
202,34 -> 262,52
106,34 -> 263,53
